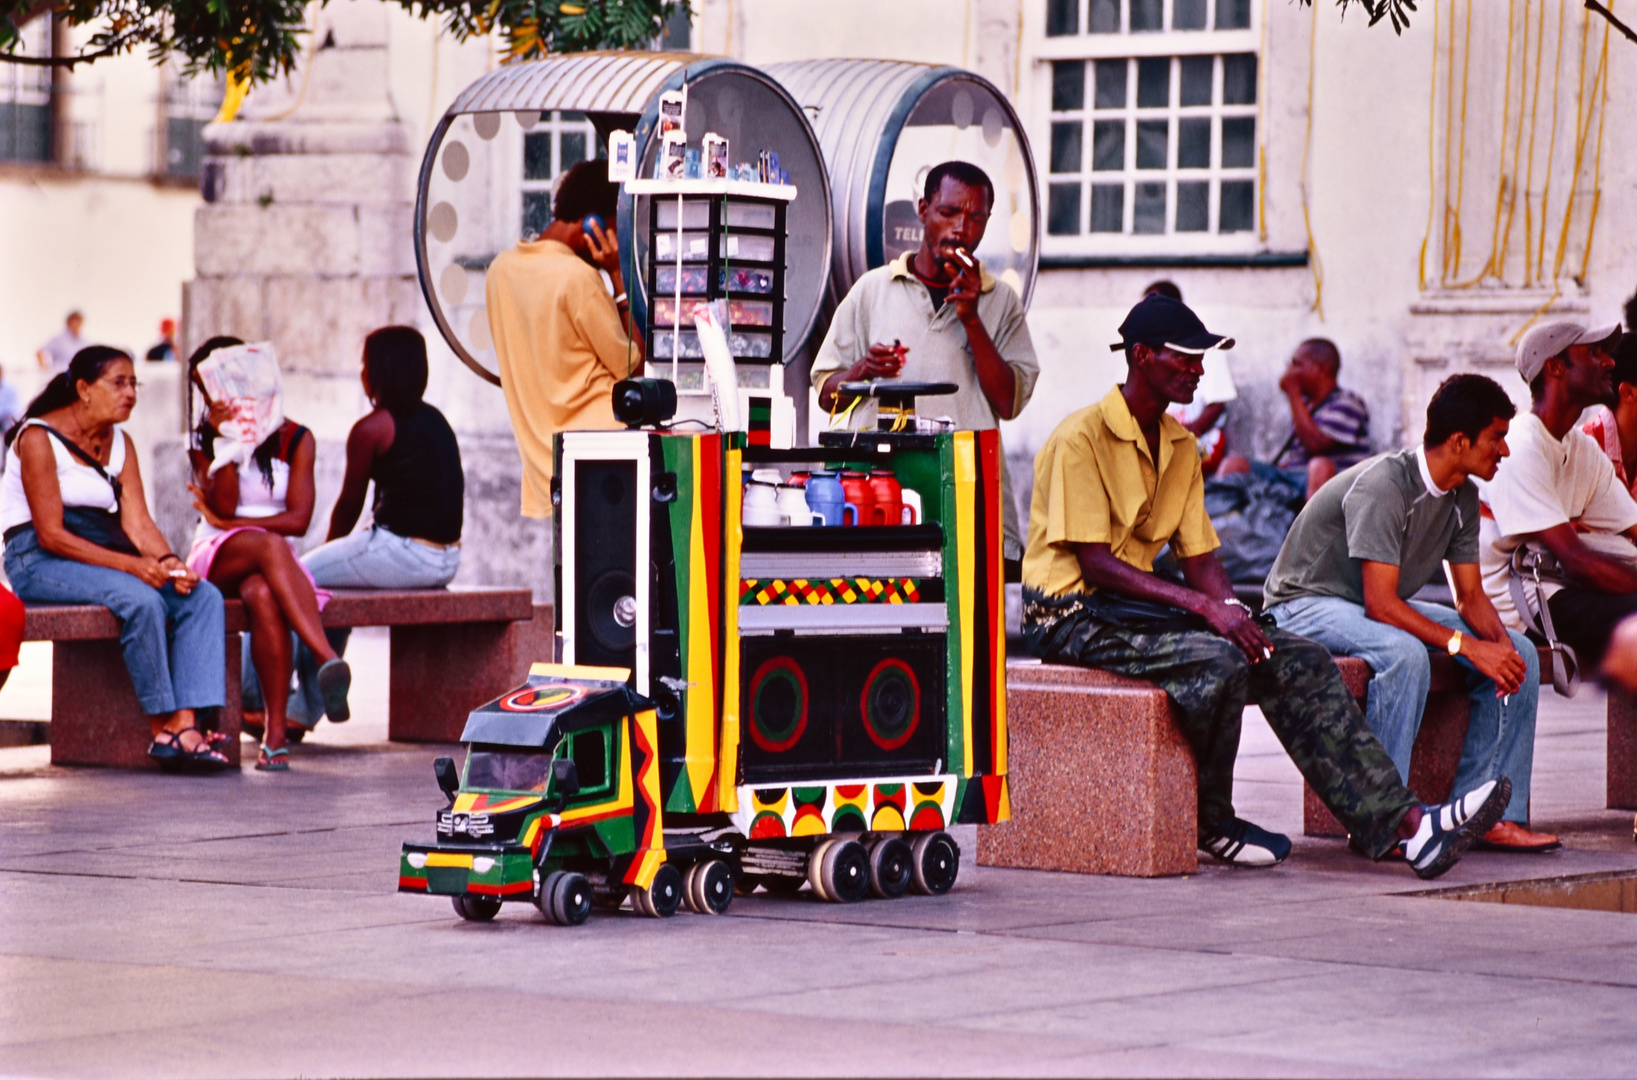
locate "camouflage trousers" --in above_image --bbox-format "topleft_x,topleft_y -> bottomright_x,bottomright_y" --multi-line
1023,591 -> 1418,858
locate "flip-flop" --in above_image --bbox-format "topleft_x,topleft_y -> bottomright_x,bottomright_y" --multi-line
317,659 -> 352,723
256,744 -> 290,772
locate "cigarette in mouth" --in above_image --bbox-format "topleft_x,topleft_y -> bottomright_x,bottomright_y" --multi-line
952,247 -> 975,268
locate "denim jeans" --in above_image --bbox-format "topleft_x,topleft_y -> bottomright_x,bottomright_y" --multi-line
4,530 -> 225,716
274,526 -> 461,725
1268,595 -> 1539,823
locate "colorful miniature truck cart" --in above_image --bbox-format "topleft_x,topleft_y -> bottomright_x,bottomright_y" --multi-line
399,416 -> 1009,925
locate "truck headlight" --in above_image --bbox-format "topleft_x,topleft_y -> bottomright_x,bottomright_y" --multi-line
406,852 -> 428,869
472,857 -> 496,874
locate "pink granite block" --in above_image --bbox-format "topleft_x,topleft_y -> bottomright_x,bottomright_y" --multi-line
50,634 -> 243,769
389,604 -> 554,743
1608,689 -> 1637,811
1305,653 -> 1472,837
978,662 -> 1197,877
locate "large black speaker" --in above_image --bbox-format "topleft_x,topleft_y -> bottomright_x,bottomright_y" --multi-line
572,460 -> 639,670
740,634 -> 946,782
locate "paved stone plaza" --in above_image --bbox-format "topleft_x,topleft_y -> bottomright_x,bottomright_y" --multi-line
2,629 -> 1635,1078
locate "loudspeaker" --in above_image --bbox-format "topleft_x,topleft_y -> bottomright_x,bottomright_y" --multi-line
571,459 -> 639,671
740,634 -> 946,782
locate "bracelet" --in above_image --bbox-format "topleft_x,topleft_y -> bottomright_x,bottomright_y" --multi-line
158,553 -> 181,565
613,292 -> 628,306
1223,597 -> 1253,615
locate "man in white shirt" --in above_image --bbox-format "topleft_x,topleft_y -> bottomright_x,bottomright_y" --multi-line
1479,319 -> 1635,671
36,311 -> 85,375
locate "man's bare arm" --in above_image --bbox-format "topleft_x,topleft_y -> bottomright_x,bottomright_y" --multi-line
1533,522 -> 1637,592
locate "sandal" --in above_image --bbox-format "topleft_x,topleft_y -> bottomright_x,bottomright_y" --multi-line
147,728 -> 232,772
256,744 -> 290,772
317,659 -> 352,723
203,728 -> 232,749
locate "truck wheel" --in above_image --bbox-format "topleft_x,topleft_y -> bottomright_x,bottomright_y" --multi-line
867,837 -> 913,899
684,859 -> 735,915
816,839 -> 869,903
806,838 -> 837,901
452,895 -> 502,922
631,863 -> 684,918
538,871 -> 592,926
910,831 -> 960,896
733,873 -> 764,896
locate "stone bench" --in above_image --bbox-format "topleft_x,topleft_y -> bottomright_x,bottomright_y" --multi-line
23,587 -> 552,769
978,650 -> 1557,877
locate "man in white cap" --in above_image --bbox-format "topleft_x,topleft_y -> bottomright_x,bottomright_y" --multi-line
1478,319 -> 1633,674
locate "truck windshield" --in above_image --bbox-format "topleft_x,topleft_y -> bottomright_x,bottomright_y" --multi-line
464,749 -> 553,793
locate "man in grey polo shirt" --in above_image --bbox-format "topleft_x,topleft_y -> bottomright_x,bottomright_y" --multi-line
811,160 -> 1038,566
1266,374 -> 1558,853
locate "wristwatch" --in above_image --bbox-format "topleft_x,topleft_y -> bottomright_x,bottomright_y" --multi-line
1446,630 -> 1463,656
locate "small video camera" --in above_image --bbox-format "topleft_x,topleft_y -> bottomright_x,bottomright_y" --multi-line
612,377 -> 677,429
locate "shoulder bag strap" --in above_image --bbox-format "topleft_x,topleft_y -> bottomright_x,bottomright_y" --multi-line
1508,544 -> 1579,697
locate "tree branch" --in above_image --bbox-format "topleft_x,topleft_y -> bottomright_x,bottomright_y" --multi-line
0,43 -> 125,67
1586,0 -> 1637,45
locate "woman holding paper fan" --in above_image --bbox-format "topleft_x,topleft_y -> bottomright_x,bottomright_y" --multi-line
2,347 -> 229,770
186,336 -> 350,772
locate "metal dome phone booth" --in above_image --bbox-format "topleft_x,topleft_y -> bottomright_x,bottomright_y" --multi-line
414,51 -> 834,441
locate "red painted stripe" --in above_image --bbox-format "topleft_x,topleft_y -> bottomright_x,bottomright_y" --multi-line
398,877 -> 427,891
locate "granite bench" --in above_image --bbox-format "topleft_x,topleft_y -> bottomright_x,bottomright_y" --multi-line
23,587 -> 553,768
977,650 -> 1558,877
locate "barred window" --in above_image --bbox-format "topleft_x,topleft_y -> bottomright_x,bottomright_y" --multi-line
519,110 -> 598,240
1033,0 -> 1261,249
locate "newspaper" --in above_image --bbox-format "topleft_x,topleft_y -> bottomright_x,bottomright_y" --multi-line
195,341 -> 285,475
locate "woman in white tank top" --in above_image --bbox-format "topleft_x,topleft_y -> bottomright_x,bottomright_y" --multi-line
1,347 -> 228,770
185,336 -> 351,772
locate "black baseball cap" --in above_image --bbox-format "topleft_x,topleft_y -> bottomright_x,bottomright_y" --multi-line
1109,294 -> 1235,355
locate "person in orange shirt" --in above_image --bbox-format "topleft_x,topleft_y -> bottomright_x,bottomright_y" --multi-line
485,160 -> 645,520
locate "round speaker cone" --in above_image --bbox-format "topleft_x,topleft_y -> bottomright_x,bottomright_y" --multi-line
586,570 -> 637,653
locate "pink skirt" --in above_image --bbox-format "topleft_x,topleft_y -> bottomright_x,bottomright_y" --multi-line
186,527 -> 332,610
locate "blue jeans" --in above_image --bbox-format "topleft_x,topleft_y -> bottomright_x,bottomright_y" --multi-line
1268,595 -> 1539,823
275,526 -> 461,724
4,530 -> 225,716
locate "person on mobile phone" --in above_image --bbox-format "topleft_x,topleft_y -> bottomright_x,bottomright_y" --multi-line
485,160 -> 645,522
810,160 -> 1039,574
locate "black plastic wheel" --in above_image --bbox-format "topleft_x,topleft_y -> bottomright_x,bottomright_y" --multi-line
819,839 -> 870,903
686,859 -> 735,915
733,873 -> 764,896
638,863 -> 684,918
867,837 -> 914,899
452,895 -> 502,922
549,871 -> 592,926
910,831 -> 960,896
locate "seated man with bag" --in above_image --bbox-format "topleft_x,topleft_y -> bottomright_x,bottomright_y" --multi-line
1265,374 -> 1557,853
1478,320 -> 1633,691
1021,294 -> 1510,879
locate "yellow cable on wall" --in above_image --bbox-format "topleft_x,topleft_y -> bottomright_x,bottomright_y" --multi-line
1300,0 -> 1324,317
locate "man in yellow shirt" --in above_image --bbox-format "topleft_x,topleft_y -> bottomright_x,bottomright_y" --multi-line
1021,294 -> 1510,880
486,160 -> 645,518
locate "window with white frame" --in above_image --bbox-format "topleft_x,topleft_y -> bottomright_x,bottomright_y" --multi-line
0,18 -> 53,164
519,110 -> 598,239
1035,0 -> 1261,251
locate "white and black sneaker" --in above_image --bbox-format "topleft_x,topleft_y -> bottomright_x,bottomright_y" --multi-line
1200,817 -> 1292,867
1404,777 -> 1512,881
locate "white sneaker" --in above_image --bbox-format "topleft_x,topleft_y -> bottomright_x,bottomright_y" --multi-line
1199,818 -> 1292,867
1404,778 -> 1512,880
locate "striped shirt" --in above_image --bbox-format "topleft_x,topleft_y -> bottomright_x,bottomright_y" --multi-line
1277,386 -> 1371,469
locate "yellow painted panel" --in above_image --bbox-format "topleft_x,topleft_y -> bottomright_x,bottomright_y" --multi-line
955,432 -> 976,778
718,446 -> 743,813
685,436 -> 717,808
528,662 -> 632,682
425,853 -> 473,869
